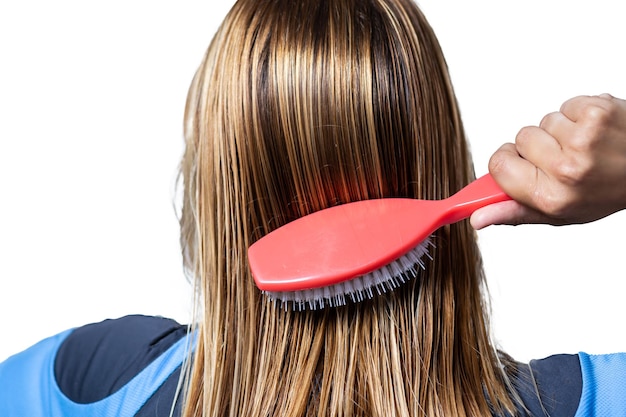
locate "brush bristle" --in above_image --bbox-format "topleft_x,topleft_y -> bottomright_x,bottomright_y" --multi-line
263,237 -> 434,311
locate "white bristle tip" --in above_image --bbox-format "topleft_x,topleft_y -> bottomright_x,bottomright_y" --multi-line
263,237 -> 434,311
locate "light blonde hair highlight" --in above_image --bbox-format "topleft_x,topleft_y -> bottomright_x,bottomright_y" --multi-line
179,0 -> 518,415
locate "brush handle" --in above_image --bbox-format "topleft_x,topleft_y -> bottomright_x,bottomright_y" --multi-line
440,174 -> 512,225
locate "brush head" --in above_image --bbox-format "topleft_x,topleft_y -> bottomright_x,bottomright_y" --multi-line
249,174 -> 509,310
248,198 -> 440,311
262,237 -> 433,311
249,198 -> 439,292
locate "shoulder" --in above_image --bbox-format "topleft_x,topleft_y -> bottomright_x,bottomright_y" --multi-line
511,353 -> 582,417
0,315 -> 190,417
513,352 -> 626,417
54,314 -> 188,404
575,352 -> 626,416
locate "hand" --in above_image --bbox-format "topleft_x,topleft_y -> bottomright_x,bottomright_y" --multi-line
471,93 -> 626,229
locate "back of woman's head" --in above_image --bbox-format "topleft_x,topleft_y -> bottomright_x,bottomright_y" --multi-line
180,0 -> 516,415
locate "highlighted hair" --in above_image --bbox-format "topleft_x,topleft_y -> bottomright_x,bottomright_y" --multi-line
179,0 -> 518,415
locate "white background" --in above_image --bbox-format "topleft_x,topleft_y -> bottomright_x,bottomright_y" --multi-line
1,0 -> 624,363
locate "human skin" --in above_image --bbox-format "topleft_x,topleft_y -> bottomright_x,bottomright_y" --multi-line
471,94 -> 626,229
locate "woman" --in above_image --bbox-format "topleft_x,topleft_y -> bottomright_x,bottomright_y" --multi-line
179,0 -> 514,415
1,0 -> 625,416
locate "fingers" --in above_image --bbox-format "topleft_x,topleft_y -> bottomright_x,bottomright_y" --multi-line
486,142 -> 542,209
515,125 -> 559,167
487,141 -> 569,218
560,94 -> 615,123
478,93 -> 626,229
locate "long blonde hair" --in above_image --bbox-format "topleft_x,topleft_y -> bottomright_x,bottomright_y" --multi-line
179,0 -> 517,415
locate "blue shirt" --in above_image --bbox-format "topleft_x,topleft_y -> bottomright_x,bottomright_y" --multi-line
1,315 -> 625,416
0,315 -> 191,417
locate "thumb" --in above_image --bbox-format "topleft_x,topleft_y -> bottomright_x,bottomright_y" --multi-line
470,200 -> 554,229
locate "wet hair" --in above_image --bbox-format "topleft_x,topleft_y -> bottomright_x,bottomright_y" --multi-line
179,0 -> 517,415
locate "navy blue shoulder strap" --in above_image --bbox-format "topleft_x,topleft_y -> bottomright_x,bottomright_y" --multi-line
55,315 -> 188,403
0,315 -> 191,417
512,354 -> 582,417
